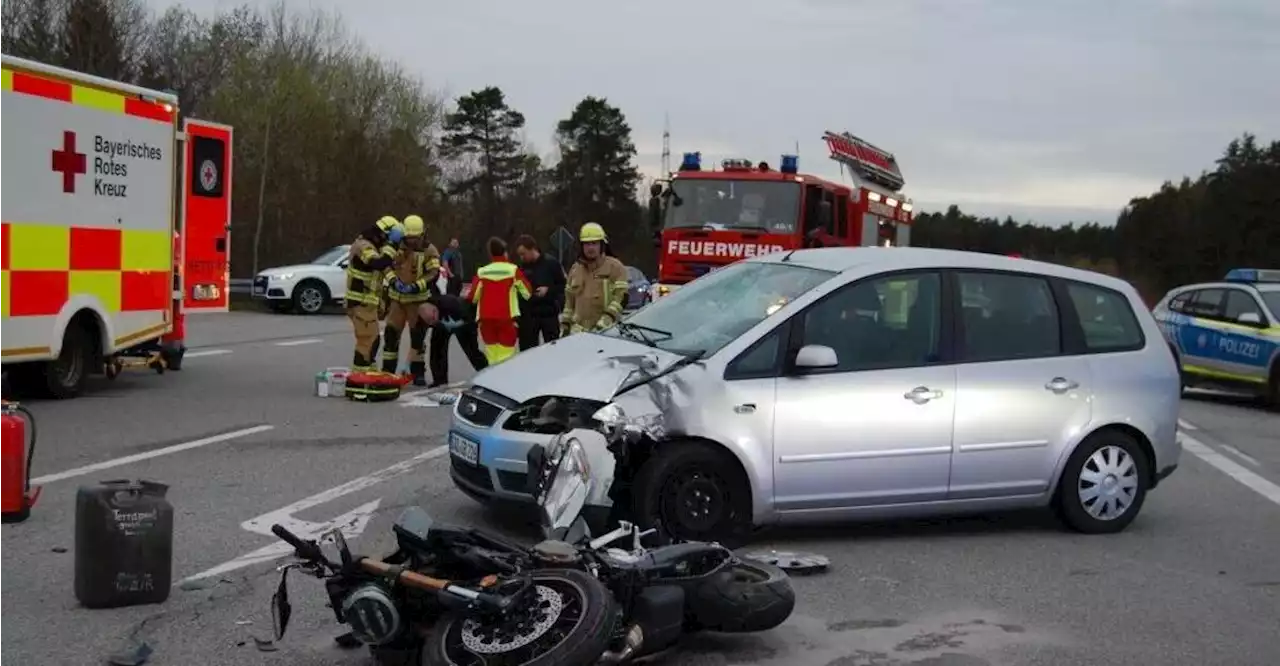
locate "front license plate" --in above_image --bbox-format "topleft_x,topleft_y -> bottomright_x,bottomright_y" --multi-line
253,286 -> 266,295
449,432 -> 479,465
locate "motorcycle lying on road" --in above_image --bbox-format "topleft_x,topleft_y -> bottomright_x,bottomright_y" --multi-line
266,387 -> 795,665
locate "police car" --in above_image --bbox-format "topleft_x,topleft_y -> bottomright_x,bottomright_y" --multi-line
1152,268 -> 1280,407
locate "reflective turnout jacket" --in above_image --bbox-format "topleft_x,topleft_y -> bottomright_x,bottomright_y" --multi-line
345,237 -> 397,307
562,256 -> 629,331
384,243 -> 441,303
468,258 -> 532,320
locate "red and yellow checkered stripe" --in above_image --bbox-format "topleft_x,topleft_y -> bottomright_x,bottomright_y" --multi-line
1,67 -> 174,122
1,223 -> 171,317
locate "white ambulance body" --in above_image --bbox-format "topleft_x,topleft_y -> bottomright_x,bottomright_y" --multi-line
2,56 -> 179,397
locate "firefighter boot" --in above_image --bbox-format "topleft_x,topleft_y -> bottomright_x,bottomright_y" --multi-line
381,325 -> 402,374
408,324 -> 428,386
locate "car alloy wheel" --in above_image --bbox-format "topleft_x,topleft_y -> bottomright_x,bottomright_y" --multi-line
1076,444 -> 1140,521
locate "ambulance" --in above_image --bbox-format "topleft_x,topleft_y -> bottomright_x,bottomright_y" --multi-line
1,55 -> 234,399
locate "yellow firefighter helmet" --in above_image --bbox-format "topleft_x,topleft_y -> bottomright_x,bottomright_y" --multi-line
579,222 -> 607,243
403,215 -> 425,238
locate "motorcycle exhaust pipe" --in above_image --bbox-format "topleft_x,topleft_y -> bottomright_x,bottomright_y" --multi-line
599,624 -> 644,664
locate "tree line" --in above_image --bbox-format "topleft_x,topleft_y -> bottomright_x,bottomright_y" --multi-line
3,0 -> 1275,298
912,133 -> 1279,303
2,0 -> 650,277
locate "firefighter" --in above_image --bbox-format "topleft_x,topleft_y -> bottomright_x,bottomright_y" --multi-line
561,222 -> 629,336
467,237 -> 532,365
381,214 -> 441,385
345,216 -> 402,371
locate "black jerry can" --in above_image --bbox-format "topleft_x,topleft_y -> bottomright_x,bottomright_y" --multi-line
74,480 -> 174,608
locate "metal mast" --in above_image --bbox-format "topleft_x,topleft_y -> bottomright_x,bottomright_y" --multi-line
661,112 -> 671,176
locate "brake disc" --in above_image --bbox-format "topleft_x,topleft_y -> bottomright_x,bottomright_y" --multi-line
459,585 -> 563,654
742,550 -> 830,575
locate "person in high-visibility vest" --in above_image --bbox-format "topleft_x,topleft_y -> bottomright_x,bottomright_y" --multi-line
345,216 -> 402,370
561,222 -> 629,336
381,214 -> 441,385
467,237 -> 532,365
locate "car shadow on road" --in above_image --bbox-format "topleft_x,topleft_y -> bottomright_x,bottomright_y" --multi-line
752,509 -> 1064,547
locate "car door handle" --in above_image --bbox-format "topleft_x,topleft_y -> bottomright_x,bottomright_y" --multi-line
1045,377 -> 1079,393
903,386 -> 943,404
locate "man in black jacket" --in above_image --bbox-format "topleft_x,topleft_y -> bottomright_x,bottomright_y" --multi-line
514,235 -> 567,350
420,292 -> 487,387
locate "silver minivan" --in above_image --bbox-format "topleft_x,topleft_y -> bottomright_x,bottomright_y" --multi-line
447,247 -> 1182,544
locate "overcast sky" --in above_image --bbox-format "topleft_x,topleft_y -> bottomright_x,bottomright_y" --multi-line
161,0 -> 1279,226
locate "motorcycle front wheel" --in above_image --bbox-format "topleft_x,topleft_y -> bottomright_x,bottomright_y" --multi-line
421,569 -> 616,666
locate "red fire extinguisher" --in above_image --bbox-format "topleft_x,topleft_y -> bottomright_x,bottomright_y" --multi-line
2,401 -> 41,523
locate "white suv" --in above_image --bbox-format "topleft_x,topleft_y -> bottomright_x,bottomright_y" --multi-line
252,245 -> 349,314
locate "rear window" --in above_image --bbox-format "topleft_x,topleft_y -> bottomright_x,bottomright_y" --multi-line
1066,282 -> 1145,352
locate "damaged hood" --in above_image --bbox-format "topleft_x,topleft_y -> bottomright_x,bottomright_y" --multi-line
469,332 -> 688,404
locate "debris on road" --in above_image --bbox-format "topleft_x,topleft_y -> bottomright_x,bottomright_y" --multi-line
105,641 -> 153,666
742,550 -> 831,575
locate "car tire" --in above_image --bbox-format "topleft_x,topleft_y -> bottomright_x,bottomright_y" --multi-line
292,280 -> 329,315
1055,430 -> 1150,534
632,440 -> 754,548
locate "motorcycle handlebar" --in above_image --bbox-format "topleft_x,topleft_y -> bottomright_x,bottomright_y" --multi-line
271,524 -> 328,565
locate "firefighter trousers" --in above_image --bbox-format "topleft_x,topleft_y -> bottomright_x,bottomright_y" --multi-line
478,319 -> 519,365
347,303 -> 381,370
381,300 -> 429,378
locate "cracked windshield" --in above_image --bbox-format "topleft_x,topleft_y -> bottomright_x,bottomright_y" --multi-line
1,1 -> 1276,665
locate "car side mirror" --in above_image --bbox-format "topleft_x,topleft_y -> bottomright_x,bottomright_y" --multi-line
794,344 -> 839,370
1237,311 -> 1263,325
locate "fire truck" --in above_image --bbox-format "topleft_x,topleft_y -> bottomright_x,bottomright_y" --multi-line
648,130 -> 913,296
1,55 -> 233,399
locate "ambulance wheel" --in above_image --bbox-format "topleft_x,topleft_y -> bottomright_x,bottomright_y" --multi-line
45,321 -> 92,399
105,359 -> 122,380
293,280 -> 330,315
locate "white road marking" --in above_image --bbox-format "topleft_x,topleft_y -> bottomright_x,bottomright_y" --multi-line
31,425 -> 275,485
275,338 -> 322,347
1180,432 -> 1280,506
184,446 -> 449,582
1177,418 -> 1198,431
1219,443 -> 1263,468
184,349 -> 232,358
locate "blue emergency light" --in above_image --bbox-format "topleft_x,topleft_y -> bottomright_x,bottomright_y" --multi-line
780,154 -> 799,174
1224,268 -> 1280,283
680,152 -> 702,171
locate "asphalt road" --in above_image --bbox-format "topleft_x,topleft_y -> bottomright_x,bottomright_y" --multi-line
2,311 -> 1278,666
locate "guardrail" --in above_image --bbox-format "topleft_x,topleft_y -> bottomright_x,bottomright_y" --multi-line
229,278 -> 252,295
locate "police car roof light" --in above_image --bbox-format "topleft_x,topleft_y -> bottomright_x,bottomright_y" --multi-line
780,154 -> 799,174
680,152 -> 702,171
1224,268 -> 1280,283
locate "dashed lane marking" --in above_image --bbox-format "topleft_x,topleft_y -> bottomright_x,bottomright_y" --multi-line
31,425 -> 276,484
1219,443 -> 1263,468
1180,431 -> 1280,507
184,349 -> 233,358
274,338 -> 322,347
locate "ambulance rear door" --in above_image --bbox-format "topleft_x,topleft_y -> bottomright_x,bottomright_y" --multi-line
181,118 -> 232,312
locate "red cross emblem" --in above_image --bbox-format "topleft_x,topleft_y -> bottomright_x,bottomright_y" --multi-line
51,130 -> 87,193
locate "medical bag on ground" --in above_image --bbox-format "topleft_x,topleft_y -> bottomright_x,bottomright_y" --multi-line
344,371 -> 409,402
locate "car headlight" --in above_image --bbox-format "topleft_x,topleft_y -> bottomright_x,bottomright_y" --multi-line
541,437 -> 591,532
273,273 -> 295,281
591,402 -> 666,441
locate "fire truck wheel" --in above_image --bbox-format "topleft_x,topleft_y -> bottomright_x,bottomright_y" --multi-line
45,320 -> 92,399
